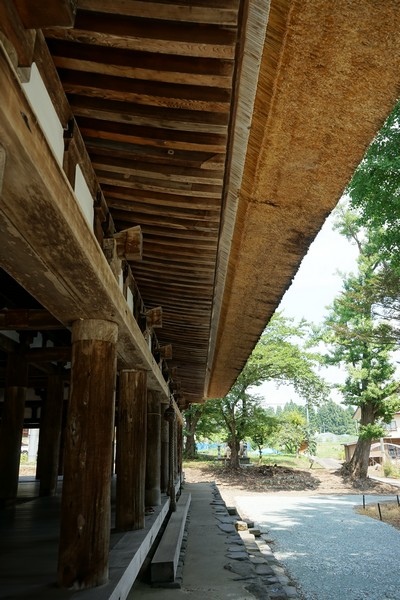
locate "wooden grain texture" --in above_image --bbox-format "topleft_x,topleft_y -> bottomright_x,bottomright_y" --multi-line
0,351 -> 28,507
58,320 -> 117,588
37,371 -> 64,497
145,391 -> 161,507
116,370 -> 147,531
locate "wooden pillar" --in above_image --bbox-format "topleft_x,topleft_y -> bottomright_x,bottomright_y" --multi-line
160,406 -> 169,493
116,369 -> 147,530
0,347 -> 28,508
145,391 -> 161,507
58,319 -> 118,589
37,369 -> 64,496
164,403 -> 176,511
177,419 -> 183,484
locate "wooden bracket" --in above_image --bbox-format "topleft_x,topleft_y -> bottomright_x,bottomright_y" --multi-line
102,238 -> 122,282
145,307 -> 162,329
160,344 -> 172,360
113,226 -> 143,261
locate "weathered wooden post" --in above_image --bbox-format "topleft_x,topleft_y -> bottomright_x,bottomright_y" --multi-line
0,338 -> 29,508
145,391 -> 162,507
160,404 -> 169,493
58,319 -> 118,589
37,369 -> 64,496
116,369 -> 147,530
164,402 -> 176,512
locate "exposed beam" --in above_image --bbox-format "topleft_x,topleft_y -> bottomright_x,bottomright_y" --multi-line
14,0 -> 77,29
27,347 -> 71,363
0,309 -> 65,330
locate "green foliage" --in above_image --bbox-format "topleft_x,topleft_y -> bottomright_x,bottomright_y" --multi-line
253,313 -> 329,404
347,99 -> 400,272
319,201 -> 400,478
273,409 -> 307,454
383,462 -> 400,478
358,422 -> 386,440
190,313 -> 328,467
313,400 -> 357,435
249,406 -> 279,460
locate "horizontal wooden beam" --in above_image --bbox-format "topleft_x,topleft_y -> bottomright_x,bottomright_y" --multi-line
0,309 -> 65,330
77,1 -> 239,26
27,347 -> 71,363
14,0 -> 77,29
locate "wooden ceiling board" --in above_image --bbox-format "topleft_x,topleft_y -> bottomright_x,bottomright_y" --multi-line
44,0 -> 244,404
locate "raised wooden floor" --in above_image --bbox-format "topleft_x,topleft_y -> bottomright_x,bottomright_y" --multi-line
0,477 -> 171,600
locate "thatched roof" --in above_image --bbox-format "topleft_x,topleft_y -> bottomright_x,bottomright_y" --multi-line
0,0 -> 400,408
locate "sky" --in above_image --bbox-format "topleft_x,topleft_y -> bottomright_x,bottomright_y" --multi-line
258,208 -> 359,408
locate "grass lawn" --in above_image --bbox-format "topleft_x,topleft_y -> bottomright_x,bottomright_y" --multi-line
315,442 -> 346,460
186,453 -> 311,470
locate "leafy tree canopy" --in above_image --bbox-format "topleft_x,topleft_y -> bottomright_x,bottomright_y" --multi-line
347,99 -> 400,272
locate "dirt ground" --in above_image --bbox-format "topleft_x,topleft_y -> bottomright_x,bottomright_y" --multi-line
183,462 -> 400,509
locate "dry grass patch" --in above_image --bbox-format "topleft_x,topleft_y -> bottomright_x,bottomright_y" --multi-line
357,498 -> 400,530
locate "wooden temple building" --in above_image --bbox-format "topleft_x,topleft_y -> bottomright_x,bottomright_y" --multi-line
0,0 -> 399,597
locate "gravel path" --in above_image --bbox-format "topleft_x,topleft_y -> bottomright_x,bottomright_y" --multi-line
235,493 -> 400,600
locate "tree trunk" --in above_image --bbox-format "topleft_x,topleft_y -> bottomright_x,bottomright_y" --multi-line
183,409 -> 201,459
345,402 -> 375,479
346,437 -> 372,479
184,432 -> 197,459
229,438 -> 241,469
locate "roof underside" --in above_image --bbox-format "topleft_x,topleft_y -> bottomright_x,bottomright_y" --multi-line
2,0 -> 400,407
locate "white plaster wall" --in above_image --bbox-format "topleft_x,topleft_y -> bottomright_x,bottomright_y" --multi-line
74,164 -> 94,228
119,270 -> 124,292
127,287 -> 134,313
22,63 -> 64,165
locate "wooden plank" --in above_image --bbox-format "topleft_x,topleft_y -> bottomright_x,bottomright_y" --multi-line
46,29 -> 236,59
48,39 -> 234,78
58,70 -> 232,113
151,492 -> 191,583
51,55 -> 233,89
91,156 -> 224,185
78,118 -> 227,152
85,139 -> 226,169
103,186 -> 222,210
68,94 -> 230,133
77,0 -> 239,25
105,201 -> 221,223
115,222 -> 219,243
44,11 -> 237,59
14,0 -> 76,29
98,173 -> 223,198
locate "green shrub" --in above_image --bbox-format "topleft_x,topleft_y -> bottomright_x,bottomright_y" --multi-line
383,462 -> 400,478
